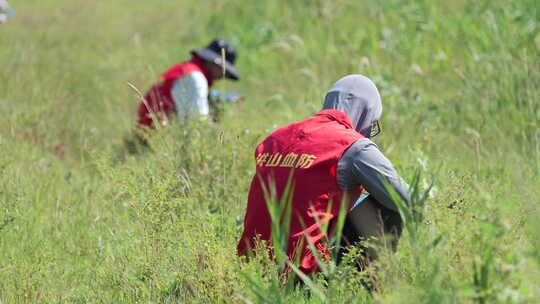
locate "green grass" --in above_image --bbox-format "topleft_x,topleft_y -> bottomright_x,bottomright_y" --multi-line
1,0 -> 539,302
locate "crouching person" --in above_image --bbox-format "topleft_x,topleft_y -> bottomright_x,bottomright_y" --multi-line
125,38 -> 240,152
137,38 -> 240,130
237,75 -> 410,277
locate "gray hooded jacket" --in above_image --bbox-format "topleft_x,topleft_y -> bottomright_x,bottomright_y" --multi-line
323,75 -> 410,212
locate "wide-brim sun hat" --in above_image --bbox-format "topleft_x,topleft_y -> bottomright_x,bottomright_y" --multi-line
191,38 -> 239,81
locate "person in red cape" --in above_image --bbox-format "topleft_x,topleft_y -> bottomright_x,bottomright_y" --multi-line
137,39 -> 239,129
237,75 -> 410,275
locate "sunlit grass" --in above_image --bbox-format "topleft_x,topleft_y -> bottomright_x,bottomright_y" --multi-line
0,0 -> 539,302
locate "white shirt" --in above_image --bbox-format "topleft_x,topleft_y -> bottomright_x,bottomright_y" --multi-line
170,71 -> 209,118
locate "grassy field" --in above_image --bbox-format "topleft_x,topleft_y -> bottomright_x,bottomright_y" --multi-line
1,0 -> 539,302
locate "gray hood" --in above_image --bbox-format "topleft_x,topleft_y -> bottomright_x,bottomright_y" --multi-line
322,74 -> 382,138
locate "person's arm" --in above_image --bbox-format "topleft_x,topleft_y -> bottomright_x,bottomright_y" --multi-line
337,138 -> 410,212
170,71 -> 209,118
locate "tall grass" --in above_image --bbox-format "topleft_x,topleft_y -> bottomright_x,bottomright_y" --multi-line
0,0 -> 539,302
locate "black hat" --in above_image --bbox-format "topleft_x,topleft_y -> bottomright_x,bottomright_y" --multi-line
191,39 -> 239,81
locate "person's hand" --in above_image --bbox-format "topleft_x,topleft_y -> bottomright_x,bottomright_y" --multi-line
223,92 -> 244,103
